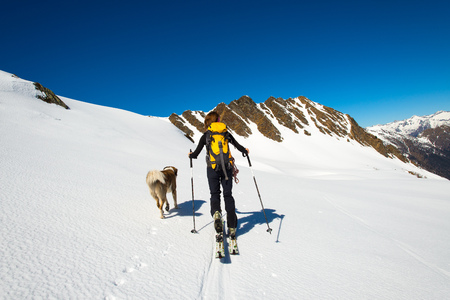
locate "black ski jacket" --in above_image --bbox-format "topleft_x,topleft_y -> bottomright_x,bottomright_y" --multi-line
189,131 -> 247,159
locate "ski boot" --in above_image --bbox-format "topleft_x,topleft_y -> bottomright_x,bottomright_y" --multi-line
213,211 -> 223,233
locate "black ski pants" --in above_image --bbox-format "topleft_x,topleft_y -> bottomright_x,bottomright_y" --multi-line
207,166 -> 238,229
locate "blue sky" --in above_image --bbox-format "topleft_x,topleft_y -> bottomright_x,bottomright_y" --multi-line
2,0 -> 449,127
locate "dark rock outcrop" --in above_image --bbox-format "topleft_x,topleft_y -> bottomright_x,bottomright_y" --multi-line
228,96 -> 282,142
263,96 -> 307,134
34,82 -> 70,109
215,102 -> 253,138
168,113 -> 195,142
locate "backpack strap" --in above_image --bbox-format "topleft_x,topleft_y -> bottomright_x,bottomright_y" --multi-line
218,140 -> 229,181
205,130 -> 212,167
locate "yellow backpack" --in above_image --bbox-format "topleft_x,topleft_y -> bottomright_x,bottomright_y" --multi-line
206,122 -> 233,178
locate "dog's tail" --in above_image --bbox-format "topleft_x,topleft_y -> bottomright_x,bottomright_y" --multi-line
146,170 -> 166,185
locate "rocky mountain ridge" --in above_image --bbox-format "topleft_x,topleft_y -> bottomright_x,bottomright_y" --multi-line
367,111 -> 450,180
169,95 -> 406,162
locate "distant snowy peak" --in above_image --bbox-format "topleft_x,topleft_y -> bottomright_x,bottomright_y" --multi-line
367,111 -> 450,180
368,111 -> 450,138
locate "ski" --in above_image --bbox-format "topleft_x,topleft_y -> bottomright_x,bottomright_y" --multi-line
215,232 -> 225,258
214,213 -> 225,259
228,237 -> 239,255
226,227 -> 239,255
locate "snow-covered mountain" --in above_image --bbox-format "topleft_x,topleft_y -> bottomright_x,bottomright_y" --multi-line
367,111 -> 450,180
368,111 -> 450,138
169,95 -> 406,162
1,70 -> 450,299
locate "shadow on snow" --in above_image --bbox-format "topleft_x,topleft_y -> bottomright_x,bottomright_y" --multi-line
236,209 -> 284,240
168,201 -> 285,243
165,199 -> 207,218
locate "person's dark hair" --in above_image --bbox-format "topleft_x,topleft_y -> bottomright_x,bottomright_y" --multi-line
204,111 -> 220,131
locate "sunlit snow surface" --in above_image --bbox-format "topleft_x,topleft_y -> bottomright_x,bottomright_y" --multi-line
1,71 -> 449,299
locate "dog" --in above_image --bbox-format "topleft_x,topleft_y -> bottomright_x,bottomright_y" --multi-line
146,166 -> 178,219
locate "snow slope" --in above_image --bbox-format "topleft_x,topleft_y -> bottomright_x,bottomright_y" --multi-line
1,71 -> 450,299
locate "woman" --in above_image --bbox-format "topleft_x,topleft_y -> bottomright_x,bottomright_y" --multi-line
188,111 -> 249,238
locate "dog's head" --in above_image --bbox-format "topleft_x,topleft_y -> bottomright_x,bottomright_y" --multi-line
163,166 -> 178,176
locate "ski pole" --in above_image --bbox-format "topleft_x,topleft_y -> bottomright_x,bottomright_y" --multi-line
190,149 -> 198,233
244,153 -> 272,234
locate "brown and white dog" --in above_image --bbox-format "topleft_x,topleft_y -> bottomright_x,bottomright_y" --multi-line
146,166 -> 178,219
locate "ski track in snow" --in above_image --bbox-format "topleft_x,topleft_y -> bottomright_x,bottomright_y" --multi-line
199,240 -> 228,299
325,196 -> 450,280
198,225 -> 234,300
